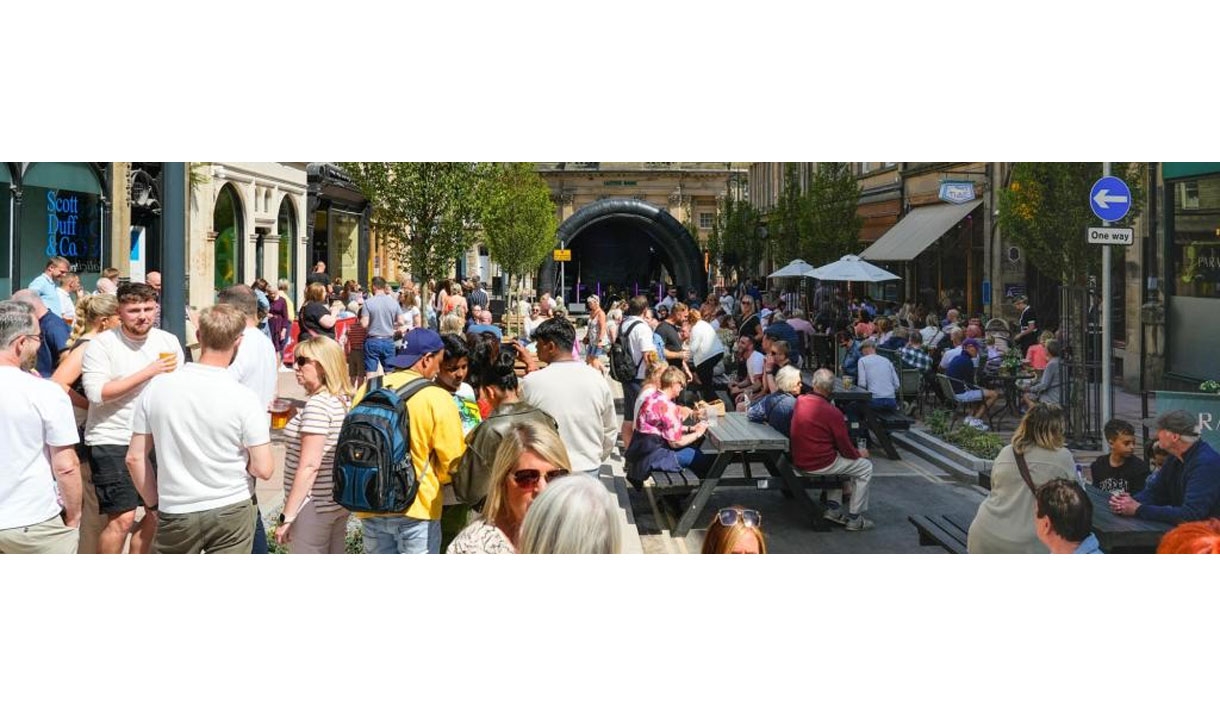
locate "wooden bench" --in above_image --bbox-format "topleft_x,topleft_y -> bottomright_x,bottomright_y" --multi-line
909,514 -> 970,553
647,468 -> 701,493
874,410 -> 914,432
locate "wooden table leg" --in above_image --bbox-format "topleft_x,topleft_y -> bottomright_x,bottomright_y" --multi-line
764,452 -> 832,532
863,405 -> 901,460
672,450 -> 734,538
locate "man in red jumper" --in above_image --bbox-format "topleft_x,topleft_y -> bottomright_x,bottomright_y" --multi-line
790,368 -> 875,531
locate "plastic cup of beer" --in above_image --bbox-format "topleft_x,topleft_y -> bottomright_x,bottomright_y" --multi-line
158,351 -> 177,370
270,399 -> 292,430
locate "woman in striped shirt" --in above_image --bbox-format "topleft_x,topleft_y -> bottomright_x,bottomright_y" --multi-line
275,336 -> 354,553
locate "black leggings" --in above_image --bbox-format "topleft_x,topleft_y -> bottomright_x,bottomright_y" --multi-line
694,355 -> 722,402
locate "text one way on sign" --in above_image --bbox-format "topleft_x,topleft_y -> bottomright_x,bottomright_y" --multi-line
1087,227 -> 1134,246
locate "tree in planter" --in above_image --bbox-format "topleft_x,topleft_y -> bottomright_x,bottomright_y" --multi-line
340,162 -> 490,305
803,162 -> 862,266
770,163 -> 806,266
480,163 -> 559,309
714,192 -> 764,285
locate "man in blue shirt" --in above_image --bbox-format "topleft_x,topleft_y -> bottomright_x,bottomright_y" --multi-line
946,339 -> 997,430
28,257 -> 70,318
11,290 -> 70,378
1111,410 -> 1220,525
1035,479 -> 1104,554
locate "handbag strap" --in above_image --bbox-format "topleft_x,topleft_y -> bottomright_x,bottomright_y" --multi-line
1013,449 -> 1038,496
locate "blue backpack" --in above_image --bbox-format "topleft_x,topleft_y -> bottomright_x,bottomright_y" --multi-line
333,375 -> 442,513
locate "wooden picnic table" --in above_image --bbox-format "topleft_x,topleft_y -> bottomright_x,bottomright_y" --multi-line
819,377 -> 903,461
670,413 -> 837,538
1083,484 -> 1171,553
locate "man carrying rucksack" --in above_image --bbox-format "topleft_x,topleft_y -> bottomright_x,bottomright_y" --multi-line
616,295 -> 658,449
348,328 -> 465,554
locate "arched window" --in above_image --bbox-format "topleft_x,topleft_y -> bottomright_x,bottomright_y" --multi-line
276,196 -> 297,295
213,183 -> 243,289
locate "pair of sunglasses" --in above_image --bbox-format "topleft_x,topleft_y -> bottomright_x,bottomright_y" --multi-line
717,507 -> 761,528
512,468 -> 568,487
294,355 -> 314,367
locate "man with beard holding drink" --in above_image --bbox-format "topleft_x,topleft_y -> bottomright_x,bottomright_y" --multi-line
81,282 -> 183,554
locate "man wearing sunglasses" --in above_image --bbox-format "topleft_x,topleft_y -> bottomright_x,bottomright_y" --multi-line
0,301 -> 82,553
350,328 -> 465,554
790,369 -> 876,531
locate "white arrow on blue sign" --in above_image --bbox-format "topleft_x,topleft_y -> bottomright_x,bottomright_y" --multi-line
1090,176 -> 1132,222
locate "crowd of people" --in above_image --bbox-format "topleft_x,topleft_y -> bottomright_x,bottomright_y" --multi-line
4,260 -> 1220,555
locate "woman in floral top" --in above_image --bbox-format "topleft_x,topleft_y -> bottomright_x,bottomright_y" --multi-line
632,366 -> 713,476
447,421 -> 571,554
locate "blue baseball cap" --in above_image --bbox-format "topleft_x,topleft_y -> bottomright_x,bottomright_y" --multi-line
387,328 -> 444,370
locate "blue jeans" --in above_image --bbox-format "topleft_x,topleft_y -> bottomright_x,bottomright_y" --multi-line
361,515 -> 440,554
675,447 -> 713,476
252,504 -> 268,554
364,337 -> 397,373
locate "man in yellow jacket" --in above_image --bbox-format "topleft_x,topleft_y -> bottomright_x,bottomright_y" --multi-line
352,328 -> 465,554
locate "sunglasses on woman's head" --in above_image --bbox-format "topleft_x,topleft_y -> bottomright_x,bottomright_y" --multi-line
512,468 -> 568,487
717,507 -> 761,528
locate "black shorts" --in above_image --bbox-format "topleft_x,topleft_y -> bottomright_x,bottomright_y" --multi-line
622,379 -> 643,422
88,444 -> 146,515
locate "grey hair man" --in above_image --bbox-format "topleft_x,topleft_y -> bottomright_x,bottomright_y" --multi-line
0,301 -> 82,553
789,368 -> 875,531
1035,479 -> 1103,554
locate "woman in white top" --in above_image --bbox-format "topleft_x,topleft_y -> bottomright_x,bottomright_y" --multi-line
920,314 -> 944,348
685,309 -> 725,403
448,420 -> 571,554
276,336 -> 353,554
967,403 -> 1077,554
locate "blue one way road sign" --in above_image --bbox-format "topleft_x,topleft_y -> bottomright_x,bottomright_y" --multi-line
1090,176 -> 1132,222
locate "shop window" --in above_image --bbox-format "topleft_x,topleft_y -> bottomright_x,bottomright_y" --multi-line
214,184 -> 243,289
277,197 -> 297,292
1170,175 -> 1220,299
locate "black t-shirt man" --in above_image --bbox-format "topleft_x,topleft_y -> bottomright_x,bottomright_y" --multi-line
1089,454 -> 1150,494
655,320 -> 685,368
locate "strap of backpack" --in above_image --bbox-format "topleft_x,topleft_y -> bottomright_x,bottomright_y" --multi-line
391,376 -> 442,487
1013,449 -> 1039,497
622,319 -> 643,371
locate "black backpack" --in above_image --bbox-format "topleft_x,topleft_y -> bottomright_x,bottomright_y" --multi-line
609,319 -> 644,383
332,376 -> 443,513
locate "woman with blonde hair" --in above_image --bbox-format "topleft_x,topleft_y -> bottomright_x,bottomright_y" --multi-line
448,421 -> 571,554
702,506 -> 768,554
967,403 -> 1077,553
275,336 -> 354,553
50,293 -> 120,553
520,475 -> 622,554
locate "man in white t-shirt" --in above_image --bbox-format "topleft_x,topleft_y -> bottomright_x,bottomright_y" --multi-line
217,284 -> 279,554
729,334 -> 766,407
127,304 -> 274,554
0,301 -> 82,554
521,317 -> 616,478
218,284 -> 278,409
618,295 -> 659,448
81,281 -> 183,554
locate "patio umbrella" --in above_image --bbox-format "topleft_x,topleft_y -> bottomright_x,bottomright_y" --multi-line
768,259 -> 817,279
807,254 -> 901,283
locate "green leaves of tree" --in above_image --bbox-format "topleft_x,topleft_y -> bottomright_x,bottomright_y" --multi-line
480,162 -> 559,295
997,162 -> 1144,284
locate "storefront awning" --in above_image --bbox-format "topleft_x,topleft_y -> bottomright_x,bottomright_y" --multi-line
860,199 -> 982,262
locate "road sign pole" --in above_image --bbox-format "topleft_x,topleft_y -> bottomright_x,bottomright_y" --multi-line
1101,162 -> 1112,425
560,261 -> 565,308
